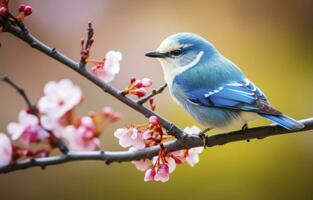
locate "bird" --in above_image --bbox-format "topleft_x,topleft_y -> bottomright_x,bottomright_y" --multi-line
145,32 -> 304,135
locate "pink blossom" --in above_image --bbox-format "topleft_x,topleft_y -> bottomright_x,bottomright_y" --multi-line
167,157 -> 177,173
38,79 -> 82,120
113,128 -> 145,149
154,164 -> 170,182
38,79 -> 82,136
183,126 -> 204,166
144,168 -> 156,182
114,128 -> 133,148
132,159 -> 150,171
40,115 -> 64,137
149,116 -> 160,126
151,156 -> 176,173
186,147 -> 203,167
0,133 -> 12,168
92,51 -> 122,83
142,130 -> 153,139
61,117 -> 100,151
147,157 -> 176,182
80,116 -> 94,130
170,150 -> 186,164
142,78 -> 153,87
7,110 -> 49,147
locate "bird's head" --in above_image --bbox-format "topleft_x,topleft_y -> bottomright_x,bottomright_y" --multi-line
145,32 -> 218,72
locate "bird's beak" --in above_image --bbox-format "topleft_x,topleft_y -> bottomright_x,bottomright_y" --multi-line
145,51 -> 165,58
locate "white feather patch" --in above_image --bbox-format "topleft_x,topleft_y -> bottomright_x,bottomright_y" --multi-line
160,51 -> 204,90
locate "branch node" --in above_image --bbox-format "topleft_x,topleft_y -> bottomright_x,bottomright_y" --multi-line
167,123 -> 175,133
119,91 -> 127,96
51,47 -> 57,55
30,41 -> 37,48
100,150 -> 105,159
55,138 -> 69,154
78,62 -> 86,71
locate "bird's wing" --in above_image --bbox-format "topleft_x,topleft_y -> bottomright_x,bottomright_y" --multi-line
185,78 -> 282,115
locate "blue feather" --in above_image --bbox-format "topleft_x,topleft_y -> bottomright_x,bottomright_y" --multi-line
215,88 -> 256,103
209,96 -> 239,107
181,79 -> 270,112
260,114 -> 304,130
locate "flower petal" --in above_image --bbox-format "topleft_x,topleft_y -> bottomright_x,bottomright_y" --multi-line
0,133 -> 12,167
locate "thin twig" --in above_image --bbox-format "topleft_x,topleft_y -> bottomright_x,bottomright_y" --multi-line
80,21 -> 94,65
137,83 -> 167,105
1,117 -> 312,174
84,21 -> 93,50
1,75 -> 35,113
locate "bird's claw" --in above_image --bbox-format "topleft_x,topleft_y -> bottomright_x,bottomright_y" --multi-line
241,123 -> 250,142
198,127 -> 211,148
198,132 -> 206,148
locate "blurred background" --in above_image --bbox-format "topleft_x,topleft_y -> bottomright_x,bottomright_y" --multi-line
1,0 -> 313,199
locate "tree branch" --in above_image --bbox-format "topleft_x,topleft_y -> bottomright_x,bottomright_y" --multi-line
1,117 -> 312,174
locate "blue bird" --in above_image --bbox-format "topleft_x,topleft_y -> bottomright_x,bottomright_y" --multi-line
145,32 -> 304,133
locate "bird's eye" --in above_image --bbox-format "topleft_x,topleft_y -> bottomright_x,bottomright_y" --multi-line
170,49 -> 182,57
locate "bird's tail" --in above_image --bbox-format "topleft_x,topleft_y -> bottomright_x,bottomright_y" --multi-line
260,114 -> 305,131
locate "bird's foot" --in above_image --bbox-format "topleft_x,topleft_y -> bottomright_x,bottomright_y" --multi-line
241,123 -> 250,142
199,127 -> 211,148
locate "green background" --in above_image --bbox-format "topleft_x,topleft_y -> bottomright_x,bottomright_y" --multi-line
1,0 -> 313,199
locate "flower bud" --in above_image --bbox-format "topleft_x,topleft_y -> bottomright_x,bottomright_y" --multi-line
88,111 -> 97,119
130,76 -> 137,84
23,5 -> 32,16
134,80 -> 143,88
133,88 -> 146,97
18,4 -> 25,12
149,97 -> 154,104
149,116 -> 160,126
102,106 -> 113,118
110,112 -> 121,122
144,168 -> 156,182
0,7 -> 8,16
80,39 -> 85,47
88,38 -> 94,47
150,105 -> 156,111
